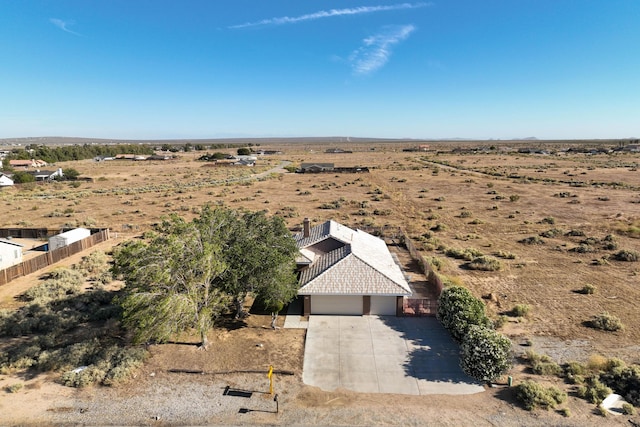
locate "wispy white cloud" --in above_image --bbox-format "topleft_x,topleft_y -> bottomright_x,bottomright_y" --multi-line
349,25 -> 416,75
50,18 -> 82,36
229,3 -> 431,29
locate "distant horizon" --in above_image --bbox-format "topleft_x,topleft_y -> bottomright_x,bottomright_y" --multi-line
1,135 -> 637,145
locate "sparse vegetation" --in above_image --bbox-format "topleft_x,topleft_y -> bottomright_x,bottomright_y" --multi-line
515,380 -> 567,411
510,304 -> 530,317
613,249 -> 639,262
588,312 -> 624,332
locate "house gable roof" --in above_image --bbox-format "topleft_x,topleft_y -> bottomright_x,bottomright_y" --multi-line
0,238 -> 24,248
296,220 -> 411,296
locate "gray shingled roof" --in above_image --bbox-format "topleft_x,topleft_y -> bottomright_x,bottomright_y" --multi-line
296,220 -> 411,296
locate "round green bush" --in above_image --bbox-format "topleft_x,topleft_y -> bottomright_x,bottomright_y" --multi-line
460,325 -> 512,382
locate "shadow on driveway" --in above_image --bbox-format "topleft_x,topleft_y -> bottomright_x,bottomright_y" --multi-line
303,315 -> 484,395
379,316 -> 478,384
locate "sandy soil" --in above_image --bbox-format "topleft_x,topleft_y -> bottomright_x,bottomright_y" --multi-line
1,141 -> 639,425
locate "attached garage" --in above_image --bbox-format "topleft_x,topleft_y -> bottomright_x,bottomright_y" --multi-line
310,295 -> 363,315
369,296 -> 397,316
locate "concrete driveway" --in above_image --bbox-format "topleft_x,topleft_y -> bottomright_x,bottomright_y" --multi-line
302,316 -> 484,395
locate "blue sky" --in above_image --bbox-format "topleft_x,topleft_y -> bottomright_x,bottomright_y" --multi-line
1,1 -> 639,140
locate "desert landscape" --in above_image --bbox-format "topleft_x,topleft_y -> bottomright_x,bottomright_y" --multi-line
1,139 -> 639,426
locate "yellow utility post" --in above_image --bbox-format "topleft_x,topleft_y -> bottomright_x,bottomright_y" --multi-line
268,365 -> 274,395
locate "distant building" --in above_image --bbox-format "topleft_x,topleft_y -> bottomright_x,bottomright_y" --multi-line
0,173 -> 13,187
299,163 -> 335,173
48,228 -> 91,251
9,159 -> 47,169
325,148 -> 352,154
0,238 -> 23,270
29,168 -> 64,181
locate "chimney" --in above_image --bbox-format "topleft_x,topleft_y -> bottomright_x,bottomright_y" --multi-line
303,218 -> 310,238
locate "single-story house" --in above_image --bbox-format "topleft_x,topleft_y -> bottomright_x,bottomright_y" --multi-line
299,163 -> 335,173
295,219 -> 411,316
93,155 -> 116,162
29,168 -> 63,181
9,159 -> 47,169
0,238 -> 23,270
233,155 -> 257,166
0,173 -> 14,187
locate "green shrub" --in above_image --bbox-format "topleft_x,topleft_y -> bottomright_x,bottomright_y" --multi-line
467,256 -> 502,271
595,406 -> 609,417
532,361 -> 563,377
515,380 -> 567,410
558,407 -> 571,417
460,325 -> 512,382
588,312 -> 624,331
564,361 -> 588,377
622,403 -> 636,415
540,228 -> 563,238
613,250 -> 639,262
61,366 -> 107,388
495,250 -> 516,259
599,363 -> 640,406
5,383 -> 23,393
519,236 -> 545,245
445,247 -> 484,261
431,223 -> 447,232
576,376 -> 611,404
540,217 -> 556,225
492,315 -> 508,329
524,350 -> 552,365
580,284 -> 596,295
437,286 -> 490,342
509,195 -> 520,202
459,210 -> 472,218
76,251 -> 109,276
510,304 -> 530,317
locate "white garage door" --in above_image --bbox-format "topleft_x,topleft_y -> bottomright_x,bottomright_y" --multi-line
311,295 -> 363,315
370,296 -> 397,316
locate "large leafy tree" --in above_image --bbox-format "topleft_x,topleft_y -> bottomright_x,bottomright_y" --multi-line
460,325 -> 512,383
113,206 -> 299,348
194,206 -> 298,319
114,216 -> 228,349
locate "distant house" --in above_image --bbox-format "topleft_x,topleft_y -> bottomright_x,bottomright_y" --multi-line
299,163 -> 335,173
622,145 -> 640,152
147,154 -> 173,161
93,155 -> 116,162
115,154 -> 137,160
8,159 -> 47,169
9,160 -> 34,169
233,155 -> 257,166
0,238 -> 23,270
0,173 -> 14,187
29,168 -> 63,181
256,150 -> 283,155
325,148 -> 352,154
295,219 -> 411,316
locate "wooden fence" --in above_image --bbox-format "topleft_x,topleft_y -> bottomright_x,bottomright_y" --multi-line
399,229 -> 443,317
0,229 -> 110,286
0,228 -> 50,239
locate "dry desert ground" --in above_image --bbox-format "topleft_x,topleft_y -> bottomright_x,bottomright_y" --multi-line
1,140 -> 639,426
